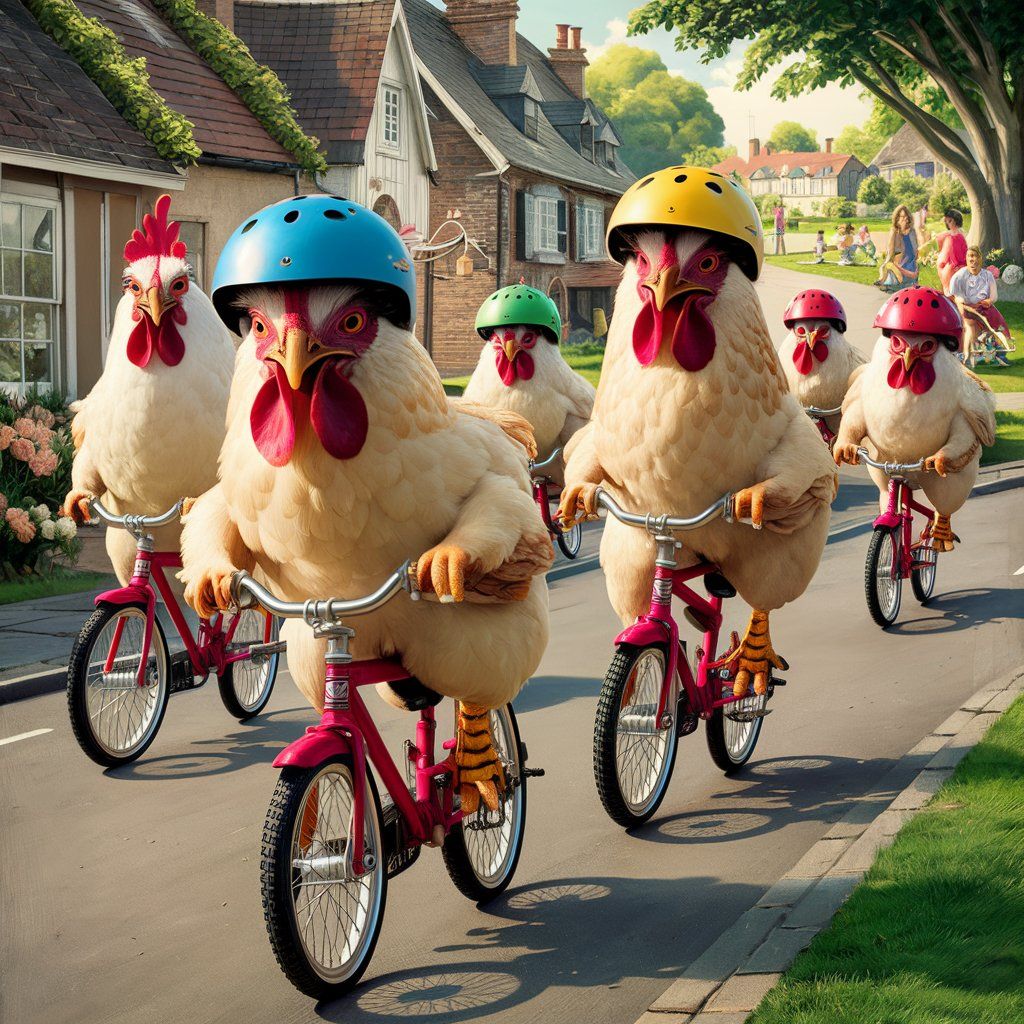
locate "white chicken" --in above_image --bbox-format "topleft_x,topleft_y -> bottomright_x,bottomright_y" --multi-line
63,194 -> 234,585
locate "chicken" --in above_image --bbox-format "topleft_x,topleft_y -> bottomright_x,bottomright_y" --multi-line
462,284 -> 594,484
179,195 -> 551,812
559,167 -> 837,697
62,194 -> 234,587
778,289 -> 865,438
835,286 -> 996,551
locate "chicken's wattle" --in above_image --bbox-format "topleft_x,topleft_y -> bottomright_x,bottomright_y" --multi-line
250,360 -> 368,466
887,356 -> 935,395
633,292 -> 716,372
792,334 -> 829,376
126,306 -> 187,368
495,348 -> 534,385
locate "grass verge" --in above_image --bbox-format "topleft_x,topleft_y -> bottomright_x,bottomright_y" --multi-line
983,411 -> 1024,466
749,693 -> 1024,1024
444,350 -> 603,394
0,569 -> 113,606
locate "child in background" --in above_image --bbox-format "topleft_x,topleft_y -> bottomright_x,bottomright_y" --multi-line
813,230 -> 825,263
857,225 -> 877,261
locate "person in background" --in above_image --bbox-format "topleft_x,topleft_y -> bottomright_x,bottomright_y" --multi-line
876,204 -> 918,291
950,245 -> 1013,366
773,203 -> 786,255
913,201 -> 930,247
857,224 -> 877,261
812,230 -> 826,264
935,208 -> 968,293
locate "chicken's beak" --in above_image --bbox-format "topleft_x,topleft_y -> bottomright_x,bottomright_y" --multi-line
644,273 -> 709,313
502,336 -> 519,362
810,327 -> 828,345
143,287 -> 166,326
903,347 -> 919,372
267,327 -> 353,391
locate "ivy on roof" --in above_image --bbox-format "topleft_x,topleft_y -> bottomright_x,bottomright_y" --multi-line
151,0 -> 327,175
25,0 -> 201,166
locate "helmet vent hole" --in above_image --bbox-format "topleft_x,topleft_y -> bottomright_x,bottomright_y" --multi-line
674,173 -> 688,183
705,181 -> 723,194
283,210 -> 300,223
931,299 -> 940,308
323,209 -> 346,221
241,219 -> 258,233
347,207 -> 357,214
637,177 -> 656,189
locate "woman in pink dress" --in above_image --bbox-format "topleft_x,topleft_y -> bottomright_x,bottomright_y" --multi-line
935,208 -> 968,294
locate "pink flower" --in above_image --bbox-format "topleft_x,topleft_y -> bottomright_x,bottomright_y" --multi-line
0,493 -> 7,515
28,406 -> 55,428
13,417 -> 38,437
0,425 -> 14,451
34,426 -> 54,449
29,449 -> 58,477
9,437 -> 34,461
5,507 -> 36,543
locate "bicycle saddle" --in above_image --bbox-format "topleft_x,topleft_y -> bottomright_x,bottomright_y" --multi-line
384,677 -> 444,712
704,572 -> 737,599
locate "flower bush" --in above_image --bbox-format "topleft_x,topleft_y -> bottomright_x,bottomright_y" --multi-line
0,389 -> 80,575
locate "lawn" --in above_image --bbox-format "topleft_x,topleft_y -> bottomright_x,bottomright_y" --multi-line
0,569 -> 113,605
984,411 -> 1024,466
779,215 -> 972,236
749,694 -> 1024,1024
443,350 -> 603,394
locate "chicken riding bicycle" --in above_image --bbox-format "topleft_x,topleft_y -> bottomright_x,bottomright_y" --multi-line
530,447 -> 583,558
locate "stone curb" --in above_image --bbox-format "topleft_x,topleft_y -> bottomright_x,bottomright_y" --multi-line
0,666 -> 66,705
635,664 -> 1024,1023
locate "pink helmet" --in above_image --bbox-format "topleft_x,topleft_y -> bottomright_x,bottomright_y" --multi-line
783,289 -> 847,332
873,286 -> 963,350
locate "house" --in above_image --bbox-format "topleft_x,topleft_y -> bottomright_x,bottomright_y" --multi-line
233,0 -> 437,328
405,1 -> 635,373
0,0 -> 184,398
872,121 -> 966,184
714,138 -> 873,212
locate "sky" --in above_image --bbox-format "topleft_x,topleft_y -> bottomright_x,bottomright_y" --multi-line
511,1 -> 874,152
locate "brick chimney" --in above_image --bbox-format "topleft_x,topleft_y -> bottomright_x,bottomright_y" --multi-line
195,0 -> 233,31
825,137 -> 833,153
764,143 -> 773,156
445,0 -> 520,66
748,137 -> 760,159
548,23 -> 588,98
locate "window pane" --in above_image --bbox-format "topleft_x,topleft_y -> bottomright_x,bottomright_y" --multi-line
0,340 -> 20,382
0,301 -> 18,338
1,204 -> 21,248
23,206 -> 54,252
23,340 -> 52,384
2,249 -> 22,296
177,221 -> 204,287
24,252 -> 54,298
23,303 -> 52,341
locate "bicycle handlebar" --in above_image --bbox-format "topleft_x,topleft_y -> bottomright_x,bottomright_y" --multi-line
596,488 -> 733,534
529,447 -> 563,475
804,405 -> 843,418
855,447 -> 925,475
88,498 -> 184,531
231,563 -> 418,623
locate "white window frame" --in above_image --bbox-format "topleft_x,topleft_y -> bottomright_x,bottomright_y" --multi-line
0,186 -> 62,395
534,195 -> 559,254
579,202 -> 604,261
380,83 -> 402,152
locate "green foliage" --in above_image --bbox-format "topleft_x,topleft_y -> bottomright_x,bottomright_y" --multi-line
890,169 -> 930,212
857,175 -> 891,207
929,172 -> 970,215
985,248 -> 1010,268
150,0 -> 325,174
754,193 -> 782,218
682,143 -> 737,167
586,44 -> 724,175
24,0 -> 200,165
821,196 -> 856,218
767,120 -> 817,153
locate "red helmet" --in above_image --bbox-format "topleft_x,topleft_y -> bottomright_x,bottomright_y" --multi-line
783,289 -> 847,333
873,287 -> 963,350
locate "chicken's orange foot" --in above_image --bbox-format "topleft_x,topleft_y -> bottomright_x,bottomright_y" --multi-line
61,488 -> 93,524
931,513 -> 959,553
556,482 -> 599,530
417,544 -> 469,602
711,610 -> 788,697
733,484 -> 766,530
455,702 -> 507,816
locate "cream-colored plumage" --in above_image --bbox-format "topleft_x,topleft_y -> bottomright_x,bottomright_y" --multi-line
462,331 -> 595,480
562,231 -> 837,695
179,286 -> 550,718
835,335 -> 996,538
778,321 -> 866,435
66,256 -> 234,584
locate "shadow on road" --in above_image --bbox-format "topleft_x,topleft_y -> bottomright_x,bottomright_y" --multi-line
513,674 -> 601,714
890,587 -> 1023,636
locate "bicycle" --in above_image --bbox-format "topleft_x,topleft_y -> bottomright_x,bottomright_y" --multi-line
804,405 -> 842,447
854,448 -> 938,628
590,490 -> 774,829
66,499 -> 283,768
232,566 -> 541,1000
530,447 -> 582,559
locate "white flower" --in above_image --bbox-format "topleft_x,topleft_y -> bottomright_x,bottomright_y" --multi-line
54,516 -> 77,540
1002,264 -> 1023,286
40,519 -> 56,540
31,503 -> 51,523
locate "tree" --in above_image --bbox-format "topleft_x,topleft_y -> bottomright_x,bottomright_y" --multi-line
586,44 -> 725,175
889,170 -> 930,211
858,175 -> 892,207
629,0 -> 1024,251
929,172 -> 970,214
767,120 -> 818,153
683,143 -> 737,167
821,196 -> 857,218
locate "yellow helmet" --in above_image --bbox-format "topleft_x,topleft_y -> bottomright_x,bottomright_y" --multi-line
607,166 -> 764,280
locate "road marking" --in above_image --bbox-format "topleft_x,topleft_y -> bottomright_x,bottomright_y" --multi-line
0,728 -> 53,747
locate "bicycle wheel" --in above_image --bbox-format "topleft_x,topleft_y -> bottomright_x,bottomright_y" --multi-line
864,527 -> 902,628
262,756 -> 387,1000
594,644 -> 678,828
556,523 -> 583,559
443,704 -> 526,902
67,602 -> 170,767
706,683 -> 766,774
218,610 -> 280,720
911,537 -> 938,604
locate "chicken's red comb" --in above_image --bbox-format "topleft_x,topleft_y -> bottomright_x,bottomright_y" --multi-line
124,194 -> 187,262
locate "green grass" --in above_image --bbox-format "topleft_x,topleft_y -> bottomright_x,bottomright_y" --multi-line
749,694 -> 1024,1024
784,215 -> 970,235
0,569 -> 113,605
983,411 -> 1024,466
444,350 -> 604,394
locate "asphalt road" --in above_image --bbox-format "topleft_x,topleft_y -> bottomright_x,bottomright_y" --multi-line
1,488 -> 1021,1024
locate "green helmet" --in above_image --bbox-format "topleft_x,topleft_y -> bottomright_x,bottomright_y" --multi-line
475,284 -> 562,343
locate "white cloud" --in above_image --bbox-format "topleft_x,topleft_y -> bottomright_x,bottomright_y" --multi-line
583,19 -> 628,60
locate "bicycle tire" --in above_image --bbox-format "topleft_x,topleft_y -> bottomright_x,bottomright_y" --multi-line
218,611 -> 280,720
911,541 -> 938,604
865,527 -> 903,628
556,522 -> 583,559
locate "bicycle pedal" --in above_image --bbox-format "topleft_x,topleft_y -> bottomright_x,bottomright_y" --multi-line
771,677 -> 787,686
676,713 -> 699,738
521,766 -> 545,778
381,801 -> 420,879
169,650 -> 198,693
246,639 -> 287,659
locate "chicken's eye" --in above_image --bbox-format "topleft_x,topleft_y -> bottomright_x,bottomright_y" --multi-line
169,276 -> 189,296
635,252 -> 650,277
795,324 -> 808,337
251,316 -> 269,339
340,309 -> 366,334
521,332 -> 537,349
890,335 -> 906,352
125,278 -> 142,296
698,253 -> 720,274
920,339 -> 938,355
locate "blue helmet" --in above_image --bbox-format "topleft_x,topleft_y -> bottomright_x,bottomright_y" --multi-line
211,194 -> 416,332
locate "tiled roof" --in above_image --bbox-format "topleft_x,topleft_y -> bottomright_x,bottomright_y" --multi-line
234,0 -> 395,165
872,121 -> 971,168
0,0 -> 174,175
714,150 -> 855,179
76,0 -> 296,166
474,65 -> 541,101
405,0 -> 633,195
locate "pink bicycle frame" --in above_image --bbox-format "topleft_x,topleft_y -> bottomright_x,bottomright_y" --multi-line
873,477 -> 935,580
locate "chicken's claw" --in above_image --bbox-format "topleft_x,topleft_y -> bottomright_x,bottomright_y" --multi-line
930,513 -> 959,553
833,443 -> 861,467
924,452 -> 949,477
710,610 -> 787,697
184,567 -> 235,620
180,495 -> 198,519
61,489 -> 93,524
417,544 -> 469,602
455,702 -> 507,816
557,482 -> 599,529
733,484 -> 766,530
